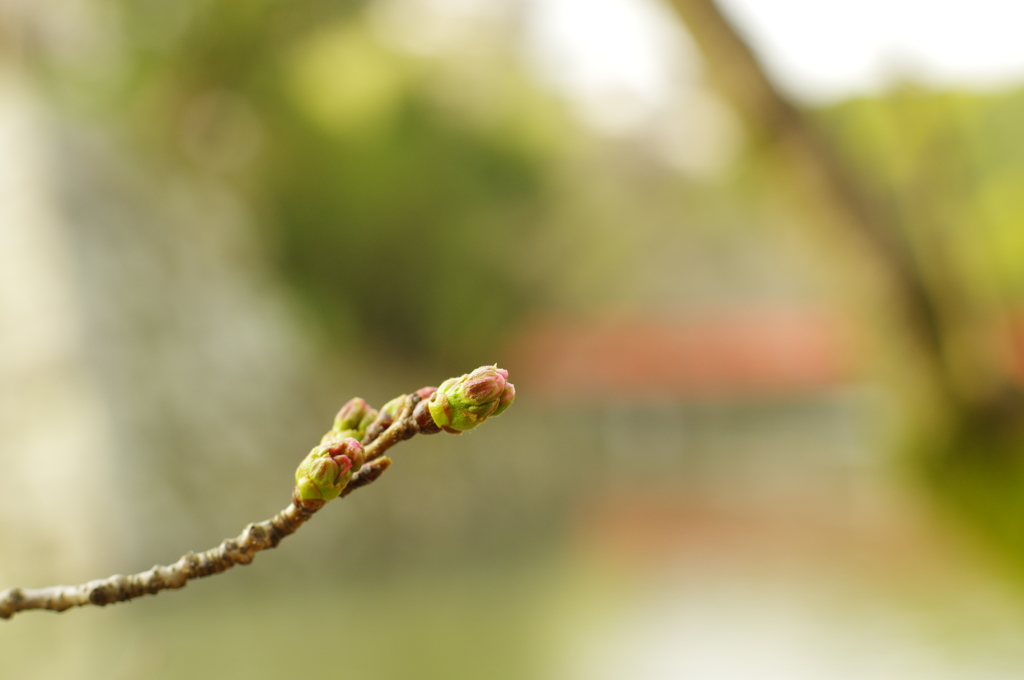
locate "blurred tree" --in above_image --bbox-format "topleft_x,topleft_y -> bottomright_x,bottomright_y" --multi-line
93,0 -> 552,370
666,0 -> 1024,561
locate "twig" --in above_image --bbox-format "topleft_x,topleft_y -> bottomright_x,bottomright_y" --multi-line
0,391 -> 436,619
0,500 -> 317,620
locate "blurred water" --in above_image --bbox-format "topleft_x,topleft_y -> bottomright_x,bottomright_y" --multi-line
4,516 -> 1024,680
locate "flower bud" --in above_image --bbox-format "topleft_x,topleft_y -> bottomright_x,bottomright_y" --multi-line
363,393 -> 407,443
378,394 -> 407,423
415,386 -> 438,401
294,437 -> 364,502
331,398 -> 378,441
491,381 -> 515,418
427,365 -> 515,432
326,437 -> 366,470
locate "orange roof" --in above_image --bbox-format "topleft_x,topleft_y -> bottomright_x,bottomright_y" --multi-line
507,310 -> 860,400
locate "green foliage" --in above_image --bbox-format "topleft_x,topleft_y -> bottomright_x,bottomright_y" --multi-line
923,418 -> 1024,571
88,1 -> 551,368
263,84 -> 545,363
815,86 -> 1024,565
819,87 -> 1024,303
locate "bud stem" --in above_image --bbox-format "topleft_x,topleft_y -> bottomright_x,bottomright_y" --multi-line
0,367 -> 512,620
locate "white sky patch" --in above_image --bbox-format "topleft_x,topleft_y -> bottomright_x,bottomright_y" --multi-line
719,0 -> 1024,102
523,0 -> 1024,107
372,0 -> 1024,171
519,0 -> 739,174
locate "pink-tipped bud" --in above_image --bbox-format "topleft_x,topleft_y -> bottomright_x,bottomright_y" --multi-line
463,371 -> 506,402
310,456 -> 341,485
332,398 -> 377,440
378,394 -> 407,422
294,436 -> 364,502
325,437 -> 365,470
427,365 -> 515,432
334,398 -> 368,430
491,380 -> 515,418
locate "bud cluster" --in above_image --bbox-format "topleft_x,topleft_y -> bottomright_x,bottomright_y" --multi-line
293,367 -> 515,507
321,397 -> 377,447
425,365 -> 515,433
294,437 -> 366,503
362,393 -> 408,444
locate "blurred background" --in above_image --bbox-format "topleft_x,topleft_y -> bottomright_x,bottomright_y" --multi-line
6,0 -> 1024,677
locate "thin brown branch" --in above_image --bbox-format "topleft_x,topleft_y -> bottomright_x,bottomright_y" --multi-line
0,392 -> 429,620
0,501 -> 315,620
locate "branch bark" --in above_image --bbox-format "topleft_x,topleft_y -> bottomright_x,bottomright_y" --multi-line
0,393 -> 425,620
664,0 -> 978,410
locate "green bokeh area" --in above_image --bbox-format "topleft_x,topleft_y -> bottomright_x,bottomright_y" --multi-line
98,0 -> 553,368
266,91 -> 545,364
13,0 -> 1024,676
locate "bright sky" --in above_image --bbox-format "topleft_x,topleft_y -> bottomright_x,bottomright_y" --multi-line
523,0 -> 690,110
525,0 -> 1024,105
721,0 -> 1024,101
376,0 -> 1024,166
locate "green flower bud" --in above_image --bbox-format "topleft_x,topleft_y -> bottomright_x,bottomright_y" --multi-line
334,398 -> 367,430
330,398 -> 378,442
491,380 -> 515,418
357,409 -> 377,435
294,437 -> 364,502
427,365 -> 515,432
327,437 -> 366,470
379,394 -> 407,424
363,394 -> 407,443
320,429 -> 349,447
